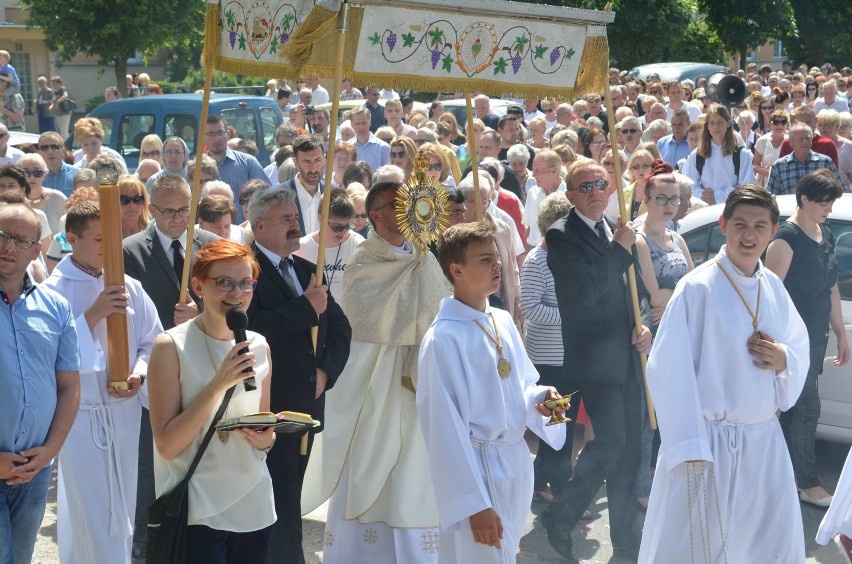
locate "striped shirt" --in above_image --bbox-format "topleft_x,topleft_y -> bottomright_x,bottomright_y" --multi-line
520,246 -> 563,365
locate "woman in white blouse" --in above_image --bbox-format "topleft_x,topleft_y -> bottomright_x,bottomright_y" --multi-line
681,103 -> 754,205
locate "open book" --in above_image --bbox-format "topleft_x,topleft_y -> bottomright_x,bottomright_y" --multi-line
216,411 -> 320,437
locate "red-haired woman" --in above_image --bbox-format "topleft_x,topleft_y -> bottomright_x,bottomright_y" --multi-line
148,239 -> 276,563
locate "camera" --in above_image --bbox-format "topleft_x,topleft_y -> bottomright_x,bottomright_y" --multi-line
305,105 -> 315,116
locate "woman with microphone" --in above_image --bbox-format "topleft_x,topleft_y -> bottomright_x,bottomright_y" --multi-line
147,239 -> 276,562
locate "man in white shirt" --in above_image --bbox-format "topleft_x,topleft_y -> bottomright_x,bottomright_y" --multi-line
524,98 -> 544,123
306,77 -> 329,105
0,123 -> 23,165
523,150 -> 566,247
346,106 -> 390,174
814,81 -> 850,114
384,99 -> 416,140
620,116 -> 643,159
664,82 -> 702,123
276,134 -> 325,236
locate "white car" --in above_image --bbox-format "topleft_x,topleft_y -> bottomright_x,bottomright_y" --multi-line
441,98 -> 510,130
677,194 -> 852,443
9,131 -> 41,148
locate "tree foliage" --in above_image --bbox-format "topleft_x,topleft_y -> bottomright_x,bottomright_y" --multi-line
784,0 -> 852,68
695,0 -> 795,69
22,0 -> 205,96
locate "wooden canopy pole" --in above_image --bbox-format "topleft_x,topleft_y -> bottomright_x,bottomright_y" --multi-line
602,71 -> 657,430
179,65 -> 215,302
464,93 -> 482,221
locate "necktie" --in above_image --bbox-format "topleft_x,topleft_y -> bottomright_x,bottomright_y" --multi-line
594,220 -> 608,243
278,257 -> 299,296
171,239 -> 184,280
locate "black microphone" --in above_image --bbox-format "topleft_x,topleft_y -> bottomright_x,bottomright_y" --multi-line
225,307 -> 256,391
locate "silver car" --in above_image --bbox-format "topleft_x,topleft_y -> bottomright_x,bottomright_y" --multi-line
677,194 -> 852,443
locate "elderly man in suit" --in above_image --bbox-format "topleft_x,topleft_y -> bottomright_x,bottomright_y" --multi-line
122,174 -> 218,559
276,134 -> 325,237
246,188 -> 351,564
542,159 -> 653,563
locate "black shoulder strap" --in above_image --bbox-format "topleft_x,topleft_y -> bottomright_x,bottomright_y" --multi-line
732,146 -> 742,178
696,153 -> 705,176
185,386 -> 235,482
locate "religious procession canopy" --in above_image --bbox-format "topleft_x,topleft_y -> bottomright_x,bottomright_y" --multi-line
203,0 -> 615,99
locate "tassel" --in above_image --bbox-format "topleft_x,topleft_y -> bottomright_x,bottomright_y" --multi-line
574,34 -> 610,97
201,2 -> 221,70
279,6 -> 339,75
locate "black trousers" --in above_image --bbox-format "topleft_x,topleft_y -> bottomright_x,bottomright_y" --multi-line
549,372 -> 642,555
133,408 -> 155,551
265,431 -> 315,564
533,364 -> 578,497
186,523 -> 273,564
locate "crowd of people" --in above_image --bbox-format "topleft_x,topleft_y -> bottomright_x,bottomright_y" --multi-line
1,60 -> 852,564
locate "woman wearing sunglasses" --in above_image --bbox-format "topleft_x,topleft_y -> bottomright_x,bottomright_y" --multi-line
17,152 -> 66,234
633,161 -> 693,509
753,110 -> 789,188
806,81 -> 820,106
389,136 -> 417,182
118,175 -> 152,237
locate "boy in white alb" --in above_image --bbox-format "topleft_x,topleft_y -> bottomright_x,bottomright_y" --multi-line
44,201 -> 162,563
417,220 -> 566,563
639,186 -> 810,563
293,190 -> 364,303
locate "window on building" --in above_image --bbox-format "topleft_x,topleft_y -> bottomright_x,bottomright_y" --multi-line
774,41 -> 785,60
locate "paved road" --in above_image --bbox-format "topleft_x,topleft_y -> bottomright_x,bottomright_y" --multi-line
33,439 -> 851,563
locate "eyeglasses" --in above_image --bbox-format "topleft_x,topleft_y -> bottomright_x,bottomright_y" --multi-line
427,162 -> 443,171
771,119 -> 788,126
204,277 -> 257,293
120,194 -> 145,205
759,105 -> 773,111
151,204 -> 191,218
353,213 -> 368,219
23,169 -> 46,178
205,129 -> 228,138
591,140 -> 608,146
622,128 -> 639,134
654,195 -> 682,207
38,144 -> 62,151
0,230 -> 37,249
574,179 -> 609,193
389,150 -> 407,159
142,150 -> 161,158
373,200 -> 397,212
328,222 -> 352,233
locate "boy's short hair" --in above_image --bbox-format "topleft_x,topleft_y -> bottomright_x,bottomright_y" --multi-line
327,189 -> 355,220
722,185 -> 780,224
437,220 -> 496,284
65,200 -> 100,236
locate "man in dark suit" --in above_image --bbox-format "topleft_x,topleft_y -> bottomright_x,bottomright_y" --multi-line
543,160 -> 653,563
122,174 -> 219,559
275,134 -> 325,236
245,188 -> 351,564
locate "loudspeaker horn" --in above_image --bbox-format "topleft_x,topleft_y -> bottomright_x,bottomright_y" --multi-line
706,72 -> 747,108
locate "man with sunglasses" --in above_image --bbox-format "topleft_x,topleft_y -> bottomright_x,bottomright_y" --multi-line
122,174 -> 219,558
0,123 -> 23,167
246,188 -> 351,563
542,160 -> 652,563
620,115 -> 643,159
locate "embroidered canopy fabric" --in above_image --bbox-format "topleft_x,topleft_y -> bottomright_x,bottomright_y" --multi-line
203,0 -> 614,99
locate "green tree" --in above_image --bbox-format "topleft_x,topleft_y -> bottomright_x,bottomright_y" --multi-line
670,18 -> 728,66
695,0 -> 795,70
22,0 -> 205,96
784,0 -> 852,67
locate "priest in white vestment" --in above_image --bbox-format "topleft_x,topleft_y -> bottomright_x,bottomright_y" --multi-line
45,202 -> 162,564
416,221 -> 565,564
301,182 -> 450,563
638,189 -> 810,564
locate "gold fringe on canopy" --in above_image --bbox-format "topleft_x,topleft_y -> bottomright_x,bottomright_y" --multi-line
279,5 -> 339,72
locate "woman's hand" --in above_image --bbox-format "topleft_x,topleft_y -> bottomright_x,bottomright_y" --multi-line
209,342 -> 256,393
238,426 -> 275,451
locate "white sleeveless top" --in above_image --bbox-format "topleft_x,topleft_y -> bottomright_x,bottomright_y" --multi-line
153,320 -> 276,532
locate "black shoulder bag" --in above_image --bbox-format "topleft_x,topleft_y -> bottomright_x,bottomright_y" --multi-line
146,386 -> 235,563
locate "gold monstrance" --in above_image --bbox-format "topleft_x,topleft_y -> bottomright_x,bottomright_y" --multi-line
395,151 -> 451,253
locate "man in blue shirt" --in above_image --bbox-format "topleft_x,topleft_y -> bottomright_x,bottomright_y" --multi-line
657,108 -> 692,168
0,203 -> 80,564
38,132 -> 76,197
347,106 -> 390,175
363,87 -> 386,133
204,114 -> 268,223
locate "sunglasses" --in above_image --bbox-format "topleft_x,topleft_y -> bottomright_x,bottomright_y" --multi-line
771,119 -> 788,126
759,106 -> 773,111
328,222 -> 352,233
389,151 -> 407,159
120,194 -> 145,205
23,169 -> 45,178
574,179 -> 609,193
142,150 -> 161,158
39,144 -> 62,151
353,213 -> 368,219
623,128 -> 639,134
654,195 -> 682,207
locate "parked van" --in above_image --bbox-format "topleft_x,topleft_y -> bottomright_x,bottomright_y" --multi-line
85,93 -> 284,170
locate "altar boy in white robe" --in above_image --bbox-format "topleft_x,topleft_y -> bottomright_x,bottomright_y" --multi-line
45,201 -> 162,564
638,185 -> 811,563
417,220 -> 566,563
